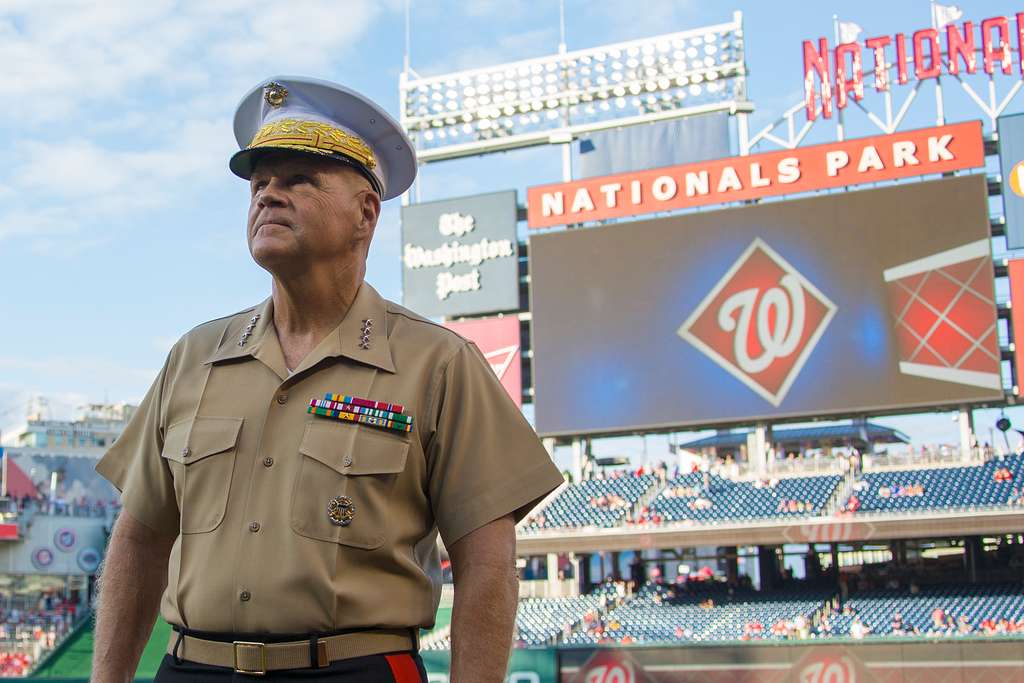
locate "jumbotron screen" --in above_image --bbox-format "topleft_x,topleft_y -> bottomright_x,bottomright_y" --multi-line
530,174 -> 1001,437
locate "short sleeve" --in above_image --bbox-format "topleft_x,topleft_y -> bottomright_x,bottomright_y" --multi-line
95,354 -> 180,537
426,341 -> 563,546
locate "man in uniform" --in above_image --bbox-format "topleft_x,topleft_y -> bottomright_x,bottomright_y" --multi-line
91,76 -> 564,682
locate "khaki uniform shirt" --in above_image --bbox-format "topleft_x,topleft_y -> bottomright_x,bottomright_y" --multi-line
95,283 -> 562,634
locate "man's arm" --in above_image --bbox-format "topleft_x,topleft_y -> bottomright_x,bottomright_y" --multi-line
448,514 -> 518,683
91,510 -> 176,683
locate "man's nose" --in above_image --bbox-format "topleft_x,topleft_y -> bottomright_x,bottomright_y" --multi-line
256,177 -> 287,207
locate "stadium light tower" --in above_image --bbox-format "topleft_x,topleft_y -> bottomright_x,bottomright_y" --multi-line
399,12 -> 751,167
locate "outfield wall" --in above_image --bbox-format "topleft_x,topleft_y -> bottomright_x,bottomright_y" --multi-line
28,620 -> 1024,682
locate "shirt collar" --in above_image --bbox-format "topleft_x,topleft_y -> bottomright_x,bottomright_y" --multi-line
205,283 -> 395,374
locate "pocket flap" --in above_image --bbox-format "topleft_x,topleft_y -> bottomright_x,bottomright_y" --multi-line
162,416 -> 243,465
161,419 -> 191,464
300,421 -> 408,475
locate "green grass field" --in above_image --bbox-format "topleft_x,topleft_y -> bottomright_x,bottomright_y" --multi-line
31,610 -> 452,679
31,617 -> 171,680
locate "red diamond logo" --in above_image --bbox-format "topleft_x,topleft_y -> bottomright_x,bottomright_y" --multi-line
678,238 -> 837,406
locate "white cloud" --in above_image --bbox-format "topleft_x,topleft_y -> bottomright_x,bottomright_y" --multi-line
0,0 -> 395,251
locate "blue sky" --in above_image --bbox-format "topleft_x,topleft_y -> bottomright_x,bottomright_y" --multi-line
2,0 -> 1023,458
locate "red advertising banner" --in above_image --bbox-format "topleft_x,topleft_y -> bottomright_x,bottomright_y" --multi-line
1009,258 -> 1024,389
527,121 -> 984,229
0,523 -> 17,541
444,316 -> 523,407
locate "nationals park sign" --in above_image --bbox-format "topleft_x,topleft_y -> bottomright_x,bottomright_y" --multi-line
803,10 -> 1024,120
526,121 -> 984,229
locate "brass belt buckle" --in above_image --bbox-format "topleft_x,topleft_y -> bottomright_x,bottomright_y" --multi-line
233,640 -> 267,676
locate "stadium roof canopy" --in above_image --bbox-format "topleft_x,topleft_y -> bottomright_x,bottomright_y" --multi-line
678,422 -> 910,451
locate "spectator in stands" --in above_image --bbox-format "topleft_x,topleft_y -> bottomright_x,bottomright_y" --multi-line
994,467 -> 1014,483
1009,487 -> 1024,506
850,617 -> 870,639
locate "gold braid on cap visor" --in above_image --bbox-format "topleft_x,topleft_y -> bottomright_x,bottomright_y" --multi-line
246,118 -> 377,170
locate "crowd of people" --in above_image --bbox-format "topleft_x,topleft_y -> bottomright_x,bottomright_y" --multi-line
14,494 -> 116,518
588,493 -> 628,510
0,591 -> 87,676
775,498 -> 815,513
0,652 -> 33,676
835,604 -> 1024,638
993,466 -> 1014,483
877,482 -> 925,499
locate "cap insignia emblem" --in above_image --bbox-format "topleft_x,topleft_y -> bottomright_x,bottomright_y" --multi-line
264,82 -> 288,108
327,496 -> 355,526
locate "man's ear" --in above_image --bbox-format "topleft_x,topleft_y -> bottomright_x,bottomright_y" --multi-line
360,188 -> 381,231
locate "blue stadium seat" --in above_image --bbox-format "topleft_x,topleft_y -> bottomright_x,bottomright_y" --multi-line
522,475 -> 657,531
644,473 -> 843,524
849,454 -> 1024,514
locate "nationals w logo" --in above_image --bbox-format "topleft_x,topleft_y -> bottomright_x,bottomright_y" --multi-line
678,238 -> 837,406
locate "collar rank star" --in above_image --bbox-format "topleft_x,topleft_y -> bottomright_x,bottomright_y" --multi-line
359,318 -> 373,350
238,314 -> 260,347
327,496 -> 354,526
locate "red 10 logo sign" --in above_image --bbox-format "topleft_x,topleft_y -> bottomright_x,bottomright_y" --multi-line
799,656 -> 857,683
583,661 -> 635,683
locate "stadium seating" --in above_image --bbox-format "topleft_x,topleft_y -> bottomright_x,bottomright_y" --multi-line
515,595 -> 606,645
521,453 -> 1024,534
826,584 -> 1024,637
421,595 -> 607,650
521,475 -> 657,531
643,473 -> 843,524
850,454 -> 1024,514
565,582 -> 832,644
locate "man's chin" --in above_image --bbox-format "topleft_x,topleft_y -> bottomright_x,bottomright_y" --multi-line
250,242 -> 301,272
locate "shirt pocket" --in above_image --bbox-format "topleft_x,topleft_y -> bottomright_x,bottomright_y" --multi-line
290,420 -> 409,550
160,416 -> 243,534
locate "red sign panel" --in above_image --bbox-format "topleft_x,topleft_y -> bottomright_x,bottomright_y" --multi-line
0,523 -> 18,541
444,316 -> 523,407
527,121 -> 984,229
1009,259 -> 1024,389
885,240 -> 1001,390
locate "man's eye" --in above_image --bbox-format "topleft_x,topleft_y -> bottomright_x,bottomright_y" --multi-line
251,181 -> 267,194
291,174 -> 314,185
